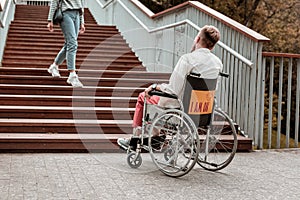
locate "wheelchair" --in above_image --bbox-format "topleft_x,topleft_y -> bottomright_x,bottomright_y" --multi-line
125,72 -> 238,177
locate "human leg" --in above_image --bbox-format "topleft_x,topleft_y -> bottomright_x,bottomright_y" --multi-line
59,10 -> 83,87
48,43 -> 66,77
117,92 -> 160,150
60,10 -> 80,71
132,92 -> 160,129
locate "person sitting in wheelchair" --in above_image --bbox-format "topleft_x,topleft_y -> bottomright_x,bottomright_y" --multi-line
117,25 -> 223,150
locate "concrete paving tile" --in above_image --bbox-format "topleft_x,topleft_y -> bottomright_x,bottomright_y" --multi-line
0,150 -> 300,200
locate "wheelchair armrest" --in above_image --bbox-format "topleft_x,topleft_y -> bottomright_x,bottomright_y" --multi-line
149,90 -> 178,99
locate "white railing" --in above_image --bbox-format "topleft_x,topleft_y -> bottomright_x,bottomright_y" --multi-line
261,53 -> 300,149
15,0 -> 50,6
87,0 -> 270,148
0,0 -> 15,65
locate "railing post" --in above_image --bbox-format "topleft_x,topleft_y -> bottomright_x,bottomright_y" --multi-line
255,43 -> 265,149
247,43 -> 257,145
276,58 -> 284,148
286,58 -> 293,147
295,59 -> 300,147
267,56 -> 274,148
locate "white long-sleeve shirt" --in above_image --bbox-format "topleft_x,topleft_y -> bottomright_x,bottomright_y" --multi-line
48,0 -> 85,24
158,48 -> 223,107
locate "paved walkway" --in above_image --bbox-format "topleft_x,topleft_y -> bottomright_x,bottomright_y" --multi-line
0,149 -> 300,200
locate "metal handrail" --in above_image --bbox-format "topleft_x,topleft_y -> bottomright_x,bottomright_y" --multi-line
95,0 -> 114,9
97,0 -> 253,67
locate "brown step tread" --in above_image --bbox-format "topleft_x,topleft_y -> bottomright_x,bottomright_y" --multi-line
0,67 -> 170,79
0,133 -> 127,151
4,46 -> 134,53
0,94 -> 137,107
0,84 -> 145,96
8,29 -> 120,36
1,63 -> 145,71
6,35 -> 125,42
6,36 -> 125,44
9,24 -> 119,31
0,119 -> 132,134
7,30 -> 121,38
0,75 -> 166,87
3,52 -> 138,60
0,118 -> 132,124
5,41 -> 131,48
12,20 -> 115,28
0,133 -> 129,140
0,105 -> 135,111
4,47 -> 135,55
0,106 -> 135,119
3,56 -> 141,63
1,61 -> 144,68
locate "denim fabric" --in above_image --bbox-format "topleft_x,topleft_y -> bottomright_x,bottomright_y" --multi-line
54,10 -> 80,71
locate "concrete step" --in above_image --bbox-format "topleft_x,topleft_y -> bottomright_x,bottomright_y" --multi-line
0,74 -> 166,87
0,118 -> 132,133
1,62 -> 145,71
0,106 -> 134,119
0,133 -> 125,152
0,68 -> 170,79
0,94 -> 137,107
0,84 -> 145,96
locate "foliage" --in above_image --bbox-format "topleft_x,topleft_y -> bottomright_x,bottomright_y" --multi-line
140,0 -> 300,54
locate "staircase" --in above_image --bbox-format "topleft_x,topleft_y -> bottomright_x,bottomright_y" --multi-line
0,5 -> 169,152
0,5 -> 252,152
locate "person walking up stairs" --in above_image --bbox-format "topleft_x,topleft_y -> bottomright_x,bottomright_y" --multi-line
47,0 -> 85,88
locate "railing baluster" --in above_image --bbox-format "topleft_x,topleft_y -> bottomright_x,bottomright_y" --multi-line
228,53 -> 234,117
286,58 -> 293,147
236,60 -> 242,126
268,57 -> 274,148
230,55 -> 238,119
295,59 -> 300,147
252,42 -> 260,147
242,64 -> 249,135
277,58 -> 284,149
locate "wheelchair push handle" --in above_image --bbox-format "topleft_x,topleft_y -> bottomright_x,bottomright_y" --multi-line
190,71 -> 229,78
148,90 -> 178,99
219,72 -> 229,78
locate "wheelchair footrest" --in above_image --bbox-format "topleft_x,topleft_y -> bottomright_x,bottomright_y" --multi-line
129,135 -> 166,151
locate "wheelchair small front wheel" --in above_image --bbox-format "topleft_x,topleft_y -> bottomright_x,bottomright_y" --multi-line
127,152 -> 142,169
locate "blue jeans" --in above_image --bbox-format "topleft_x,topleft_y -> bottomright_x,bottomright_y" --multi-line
54,10 -> 80,71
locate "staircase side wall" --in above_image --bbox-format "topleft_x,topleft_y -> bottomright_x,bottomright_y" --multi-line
0,0 -> 15,65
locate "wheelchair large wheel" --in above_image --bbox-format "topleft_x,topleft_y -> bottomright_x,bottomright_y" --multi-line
197,109 -> 238,171
148,109 -> 200,177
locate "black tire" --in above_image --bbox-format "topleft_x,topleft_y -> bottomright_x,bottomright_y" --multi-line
197,109 -> 238,171
148,109 -> 200,177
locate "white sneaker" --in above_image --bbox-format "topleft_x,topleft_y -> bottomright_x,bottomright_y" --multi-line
48,64 -> 61,77
117,138 -> 130,150
67,74 -> 83,88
